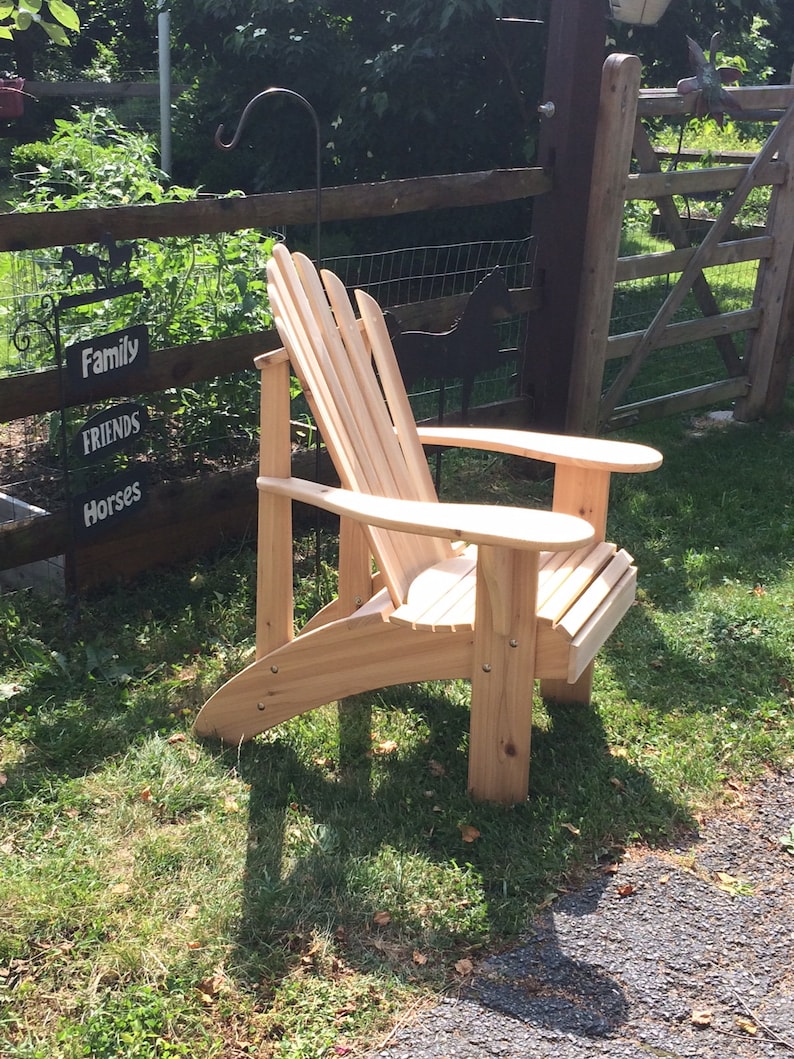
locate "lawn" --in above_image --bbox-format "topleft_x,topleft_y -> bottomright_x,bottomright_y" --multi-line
2,396 -> 794,1058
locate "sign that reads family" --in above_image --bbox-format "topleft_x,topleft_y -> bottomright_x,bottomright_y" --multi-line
72,402 -> 149,465
65,324 -> 149,393
72,468 -> 147,542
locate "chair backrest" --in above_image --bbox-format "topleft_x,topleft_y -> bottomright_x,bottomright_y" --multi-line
266,244 -> 456,604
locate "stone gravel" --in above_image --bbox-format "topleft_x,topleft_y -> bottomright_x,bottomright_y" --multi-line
369,770 -> 794,1059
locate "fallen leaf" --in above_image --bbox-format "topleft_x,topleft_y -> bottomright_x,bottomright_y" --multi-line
197,974 -> 223,1001
186,941 -> 202,949
616,883 -> 635,898
110,882 -> 130,895
691,1009 -> 713,1027
412,950 -> 428,965
561,822 -> 580,836
609,747 -> 629,758
735,1016 -> 758,1035
428,759 -> 446,777
1,840 -> 15,855
167,733 -> 186,744
714,870 -> 752,895
373,739 -> 398,755
459,824 -> 481,843
0,773 -> 7,787
778,824 -> 794,855
223,797 -> 240,813
658,874 -> 670,885
454,958 -> 474,976
609,777 -> 625,791
373,910 -> 391,927
752,584 -> 766,597
333,1046 -> 352,1056
139,786 -> 152,802
184,904 -> 199,919
601,862 -> 619,875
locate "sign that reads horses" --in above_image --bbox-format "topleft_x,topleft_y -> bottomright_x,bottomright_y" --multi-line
72,402 -> 149,464
65,324 -> 149,393
72,468 -> 147,542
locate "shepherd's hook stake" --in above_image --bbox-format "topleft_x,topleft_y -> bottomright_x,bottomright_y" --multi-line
215,87 -> 322,268
216,87 -> 324,582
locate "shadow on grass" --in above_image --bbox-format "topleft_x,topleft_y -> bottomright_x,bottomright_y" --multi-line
230,685 -> 688,1040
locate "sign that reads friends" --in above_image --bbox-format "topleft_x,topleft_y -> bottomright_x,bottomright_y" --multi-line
72,468 -> 147,542
65,324 -> 149,393
73,402 -> 149,464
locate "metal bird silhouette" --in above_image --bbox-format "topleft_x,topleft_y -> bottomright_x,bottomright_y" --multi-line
676,32 -> 742,127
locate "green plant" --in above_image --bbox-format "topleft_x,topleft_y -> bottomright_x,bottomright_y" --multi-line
5,108 -> 275,472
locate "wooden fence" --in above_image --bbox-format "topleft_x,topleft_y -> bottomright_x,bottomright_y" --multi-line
568,54 -> 794,433
0,168 -> 545,589
3,54 -> 794,589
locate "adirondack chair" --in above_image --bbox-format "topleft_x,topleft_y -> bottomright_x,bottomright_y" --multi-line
194,244 -> 662,804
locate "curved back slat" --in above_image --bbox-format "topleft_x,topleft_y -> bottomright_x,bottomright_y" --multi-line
266,244 -> 454,603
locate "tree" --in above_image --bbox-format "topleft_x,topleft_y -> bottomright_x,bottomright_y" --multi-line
168,0 -> 544,204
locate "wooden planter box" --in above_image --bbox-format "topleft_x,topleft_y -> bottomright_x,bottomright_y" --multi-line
0,491 -> 64,595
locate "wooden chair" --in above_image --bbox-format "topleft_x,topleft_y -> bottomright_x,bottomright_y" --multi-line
194,244 -> 662,803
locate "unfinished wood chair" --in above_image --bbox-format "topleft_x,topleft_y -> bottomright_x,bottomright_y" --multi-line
194,244 -> 662,803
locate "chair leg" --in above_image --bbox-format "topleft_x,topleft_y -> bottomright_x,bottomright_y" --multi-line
468,546 -> 539,805
541,665 -> 594,706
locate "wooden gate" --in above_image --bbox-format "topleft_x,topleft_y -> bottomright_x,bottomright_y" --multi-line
567,54 -> 794,434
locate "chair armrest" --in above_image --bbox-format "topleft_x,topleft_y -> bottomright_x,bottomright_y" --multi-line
258,476 -> 594,553
416,426 -> 662,474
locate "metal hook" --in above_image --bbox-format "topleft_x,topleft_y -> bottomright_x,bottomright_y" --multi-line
215,86 -> 316,151
214,86 -> 322,268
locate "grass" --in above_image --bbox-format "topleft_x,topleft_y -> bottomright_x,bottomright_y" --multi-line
2,396 -> 794,1057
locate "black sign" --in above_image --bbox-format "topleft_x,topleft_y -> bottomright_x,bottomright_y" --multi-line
65,324 -> 149,392
72,468 -> 147,542
72,402 -> 149,464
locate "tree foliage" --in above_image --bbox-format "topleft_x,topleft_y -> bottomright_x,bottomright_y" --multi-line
168,0 -> 544,196
0,0 -> 79,46
608,0 -> 784,85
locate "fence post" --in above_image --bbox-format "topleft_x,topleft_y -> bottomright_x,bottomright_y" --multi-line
566,54 -> 641,435
734,97 -> 794,420
523,0 -> 607,432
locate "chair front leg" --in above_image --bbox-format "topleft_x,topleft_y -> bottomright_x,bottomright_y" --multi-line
468,545 -> 539,805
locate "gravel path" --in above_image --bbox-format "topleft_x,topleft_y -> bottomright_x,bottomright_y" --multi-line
369,770 -> 794,1059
